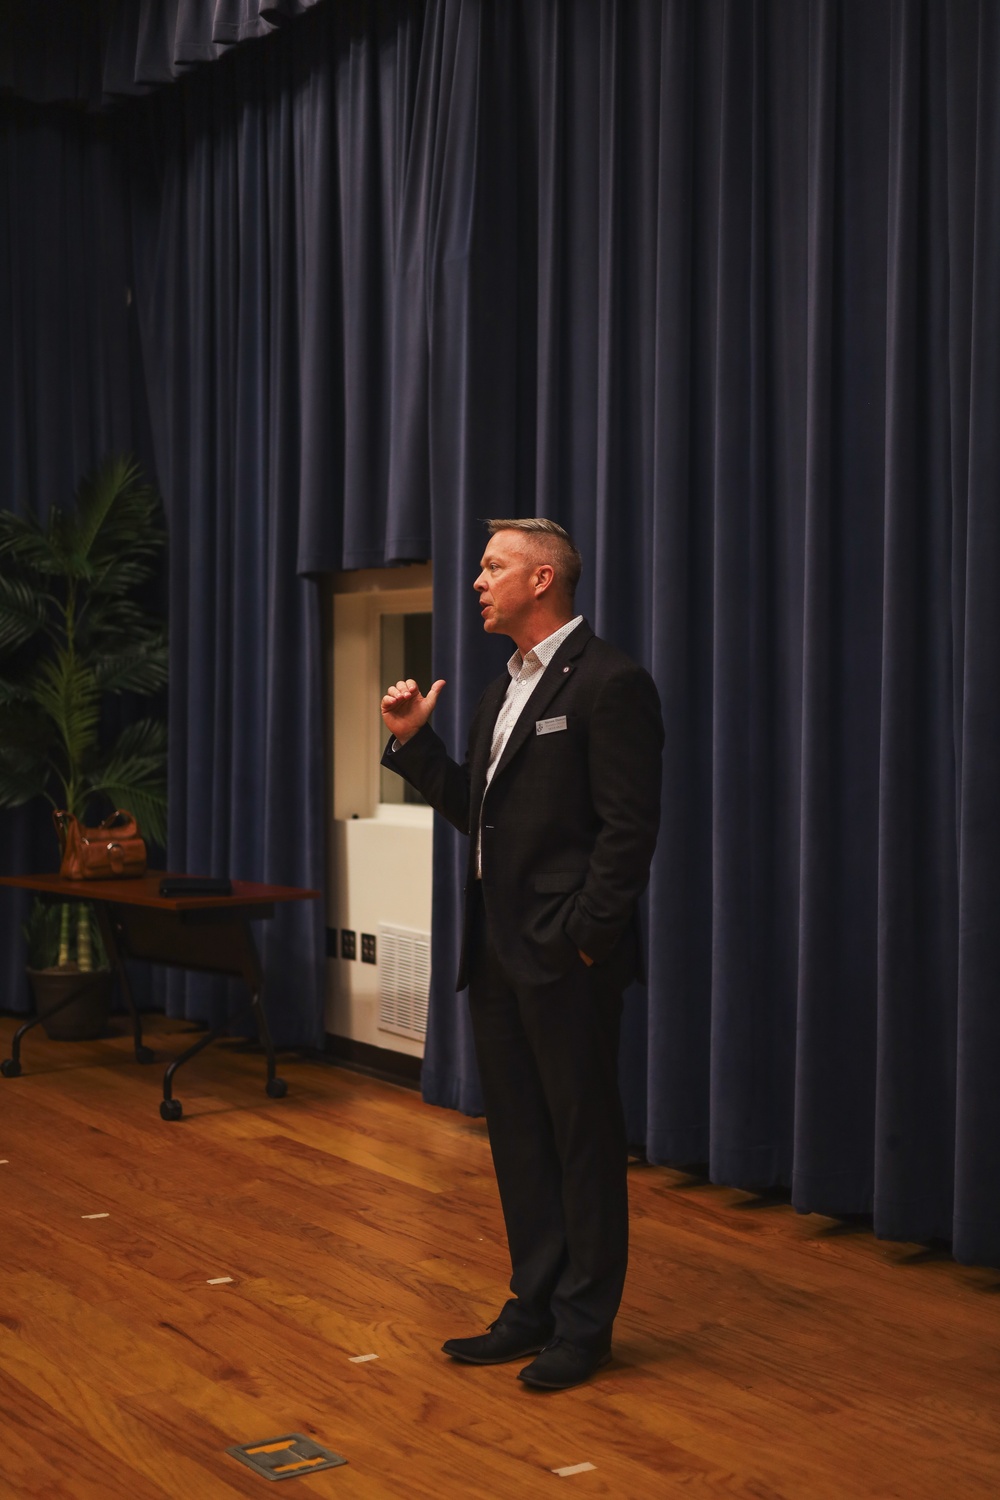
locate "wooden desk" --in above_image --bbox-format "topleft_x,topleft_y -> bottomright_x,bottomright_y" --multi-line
0,872 -> 320,1120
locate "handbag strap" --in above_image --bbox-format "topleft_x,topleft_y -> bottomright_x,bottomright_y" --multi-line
98,810 -> 139,839
53,809 -> 140,843
53,809 -> 76,844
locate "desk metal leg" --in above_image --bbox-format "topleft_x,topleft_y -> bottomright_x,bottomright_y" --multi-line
239,925 -> 287,1101
158,919 -> 287,1121
1,993 -> 88,1078
160,1017 -> 234,1119
97,904 -> 154,1065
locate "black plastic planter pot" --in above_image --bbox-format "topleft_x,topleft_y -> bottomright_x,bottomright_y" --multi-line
27,967 -> 113,1041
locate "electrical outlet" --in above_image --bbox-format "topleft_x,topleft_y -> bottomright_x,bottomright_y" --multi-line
325,927 -> 338,958
361,933 -> 376,965
341,929 -> 356,960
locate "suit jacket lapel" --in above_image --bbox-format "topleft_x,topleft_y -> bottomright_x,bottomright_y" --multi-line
488,620 -> 593,785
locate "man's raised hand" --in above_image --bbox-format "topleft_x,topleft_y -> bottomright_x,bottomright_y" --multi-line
381,678 -> 446,744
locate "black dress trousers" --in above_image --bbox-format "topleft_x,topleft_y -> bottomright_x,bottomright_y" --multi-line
466,883 -> 630,1354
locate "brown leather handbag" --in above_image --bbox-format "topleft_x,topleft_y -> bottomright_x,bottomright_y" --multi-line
53,810 -> 148,881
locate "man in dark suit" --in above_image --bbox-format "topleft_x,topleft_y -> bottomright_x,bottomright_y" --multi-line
380,519 -> 663,1391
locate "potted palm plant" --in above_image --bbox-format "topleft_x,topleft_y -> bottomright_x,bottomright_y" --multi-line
0,455 -> 168,1038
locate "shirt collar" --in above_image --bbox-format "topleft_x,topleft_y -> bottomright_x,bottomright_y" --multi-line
506,615 -> 583,679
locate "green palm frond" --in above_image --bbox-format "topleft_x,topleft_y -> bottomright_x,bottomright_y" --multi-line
0,750 -> 49,808
32,653 -> 102,766
82,596 -> 145,628
101,717 -> 167,762
93,783 -> 167,848
0,574 -> 47,653
42,502 -> 90,579
89,719 -> 168,844
81,457 -> 165,579
83,596 -> 157,640
91,558 -> 158,597
74,455 -> 142,559
0,508 -> 61,575
0,688 -> 54,802
0,498 -> 91,582
0,675 -> 32,707
91,497 -> 164,566
91,638 -> 169,695
0,507 -> 36,556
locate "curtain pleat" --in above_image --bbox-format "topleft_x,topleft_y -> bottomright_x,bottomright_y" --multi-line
952,0 -> 1000,1266
874,0 -> 957,1246
124,34 -> 325,1046
403,0 -> 525,1114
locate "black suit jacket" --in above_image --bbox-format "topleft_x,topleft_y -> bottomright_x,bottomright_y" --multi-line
382,621 -> 664,989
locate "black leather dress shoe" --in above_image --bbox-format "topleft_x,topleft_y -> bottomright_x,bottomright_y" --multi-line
442,1322 -> 552,1365
517,1340 -> 612,1390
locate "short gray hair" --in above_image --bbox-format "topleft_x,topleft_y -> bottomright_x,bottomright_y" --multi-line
484,517 -> 583,599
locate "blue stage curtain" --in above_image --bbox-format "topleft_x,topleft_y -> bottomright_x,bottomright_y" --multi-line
3,0 -> 1000,1264
122,20 -> 347,1047
946,0 -> 1000,1270
383,0 -> 1000,1267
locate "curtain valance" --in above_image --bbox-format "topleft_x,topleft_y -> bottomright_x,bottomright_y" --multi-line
0,0 -> 324,107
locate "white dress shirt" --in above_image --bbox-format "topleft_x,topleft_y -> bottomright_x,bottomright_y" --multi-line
475,614 -> 583,875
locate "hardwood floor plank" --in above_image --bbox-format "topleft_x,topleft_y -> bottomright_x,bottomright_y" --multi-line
0,1370 -> 180,1500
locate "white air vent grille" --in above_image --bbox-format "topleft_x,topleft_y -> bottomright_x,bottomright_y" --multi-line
377,924 -> 430,1041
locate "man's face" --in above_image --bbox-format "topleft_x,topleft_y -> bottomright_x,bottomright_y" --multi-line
474,531 -> 541,639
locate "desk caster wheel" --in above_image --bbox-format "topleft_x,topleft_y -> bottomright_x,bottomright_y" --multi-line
136,1046 -> 155,1065
160,1098 -> 183,1121
1,1058 -> 21,1078
266,1077 -> 287,1099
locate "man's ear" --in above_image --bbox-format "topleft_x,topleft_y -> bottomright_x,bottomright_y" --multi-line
534,563 -> 555,597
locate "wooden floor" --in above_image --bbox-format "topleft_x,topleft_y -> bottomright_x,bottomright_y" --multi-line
1,1016 -> 998,1499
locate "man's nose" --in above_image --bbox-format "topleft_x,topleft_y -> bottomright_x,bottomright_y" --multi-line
474,573 -> 486,593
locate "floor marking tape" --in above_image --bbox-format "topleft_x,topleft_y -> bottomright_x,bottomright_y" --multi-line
81,1213 -> 109,1219
552,1463 -> 597,1477
348,1353 -> 379,1363
207,1276 -> 234,1285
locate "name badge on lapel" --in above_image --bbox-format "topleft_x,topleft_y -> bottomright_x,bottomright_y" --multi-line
536,715 -> 568,736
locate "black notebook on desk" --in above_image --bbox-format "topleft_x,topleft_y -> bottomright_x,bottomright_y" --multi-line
159,876 -> 233,897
